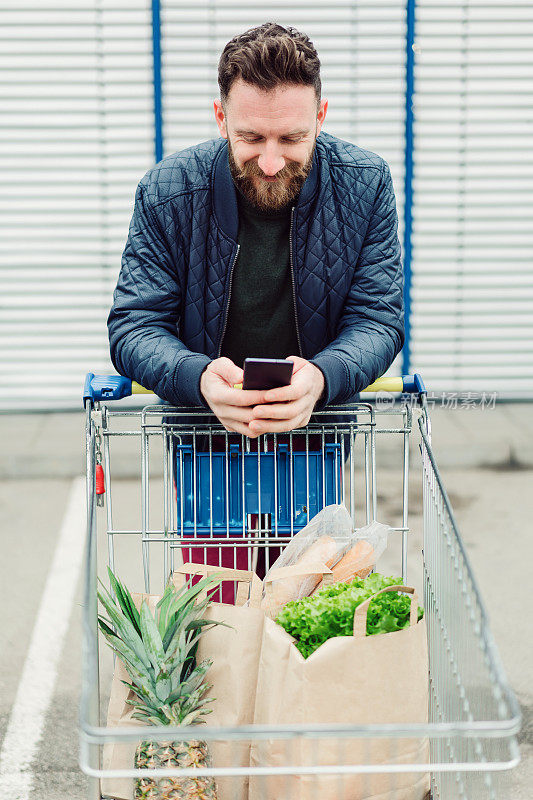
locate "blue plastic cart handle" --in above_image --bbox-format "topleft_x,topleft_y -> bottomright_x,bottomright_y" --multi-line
84,372 -> 426,405
406,374 -> 427,395
83,373 -> 132,405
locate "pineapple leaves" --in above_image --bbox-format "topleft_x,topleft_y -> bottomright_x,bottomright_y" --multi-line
139,600 -> 165,670
163,605 -> 210,662
121,676 -> 161,710
98,625 -> 149,677
97,584 -> 152,671
107,567 -> 142,638
168,663 -> 211,704
180,660 -> 211,692
170,573 -> 223,611
187,618 -> 229,630
154,670 -> 172,702
131,711 -> 166,726
158,575 -> 221,653
155,585 -> 175,640
98,567 -> 226,731
97,616 -> 116,639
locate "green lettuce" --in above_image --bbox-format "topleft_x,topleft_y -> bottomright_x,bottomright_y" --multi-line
275,573 -> 424,658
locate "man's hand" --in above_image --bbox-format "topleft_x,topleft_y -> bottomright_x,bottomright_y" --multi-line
248,356 -> 325,436
200,357 -> 267,437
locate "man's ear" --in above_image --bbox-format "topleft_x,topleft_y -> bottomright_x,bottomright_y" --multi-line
316,98 -> 328,136
213,99 -> 228,139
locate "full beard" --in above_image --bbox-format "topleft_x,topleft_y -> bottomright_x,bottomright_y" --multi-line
228,139 -> 316,212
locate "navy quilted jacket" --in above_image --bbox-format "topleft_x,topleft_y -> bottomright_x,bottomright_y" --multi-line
108,131 -> 404,407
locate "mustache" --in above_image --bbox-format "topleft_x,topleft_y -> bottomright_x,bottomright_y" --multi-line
233,158 -> 310,182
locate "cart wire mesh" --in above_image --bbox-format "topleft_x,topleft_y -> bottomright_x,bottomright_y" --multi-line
80,396 -> 521,800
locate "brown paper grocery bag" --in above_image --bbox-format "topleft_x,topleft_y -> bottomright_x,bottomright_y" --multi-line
172,563 -> 265,800
250,585 -> 429,800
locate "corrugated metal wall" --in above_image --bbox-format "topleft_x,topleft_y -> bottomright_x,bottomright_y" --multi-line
1,1 -> 532,409
0,0 -> 154,410
412,0 -> 533,395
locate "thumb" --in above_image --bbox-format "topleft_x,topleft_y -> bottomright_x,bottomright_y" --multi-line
286,355 -> 307,374
211,357 -> 244,386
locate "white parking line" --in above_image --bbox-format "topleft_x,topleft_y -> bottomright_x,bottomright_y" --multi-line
0,476 -> 87,800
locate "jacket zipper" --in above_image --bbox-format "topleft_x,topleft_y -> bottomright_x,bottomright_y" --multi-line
289,206 -> 304,357
217,243 -> 240,357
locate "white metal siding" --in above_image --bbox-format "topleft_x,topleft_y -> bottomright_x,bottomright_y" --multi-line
0,0 -> 154,410
1,1 -> 532,409
411,0 -> 533,396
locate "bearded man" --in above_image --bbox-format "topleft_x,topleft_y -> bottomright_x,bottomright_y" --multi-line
108,22 -> 404,437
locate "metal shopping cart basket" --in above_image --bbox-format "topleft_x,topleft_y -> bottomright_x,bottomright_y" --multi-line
80,372 -> 521,800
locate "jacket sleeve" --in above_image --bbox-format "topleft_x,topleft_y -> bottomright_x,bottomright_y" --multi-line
107,182 -> 211,406
310,161 -> 405,405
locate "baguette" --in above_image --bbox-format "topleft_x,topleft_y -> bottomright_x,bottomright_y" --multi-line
261,534 -> 338,610
313,540 -> 375,593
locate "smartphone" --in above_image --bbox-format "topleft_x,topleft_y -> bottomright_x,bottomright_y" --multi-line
242,358 -> 294,391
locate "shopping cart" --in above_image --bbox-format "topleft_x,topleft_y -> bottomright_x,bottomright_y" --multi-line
80,373 -> 521,800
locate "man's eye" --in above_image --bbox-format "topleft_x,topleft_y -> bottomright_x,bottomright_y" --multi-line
243,137 -> 261,143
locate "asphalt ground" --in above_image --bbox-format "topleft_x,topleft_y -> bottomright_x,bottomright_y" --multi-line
0,461 -> 531,798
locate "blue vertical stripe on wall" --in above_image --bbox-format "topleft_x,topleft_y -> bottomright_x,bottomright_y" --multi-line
151,0 -> 164,163
402,0 -> 416,376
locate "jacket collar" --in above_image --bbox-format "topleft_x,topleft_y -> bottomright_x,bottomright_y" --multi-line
212,139 -> 320,243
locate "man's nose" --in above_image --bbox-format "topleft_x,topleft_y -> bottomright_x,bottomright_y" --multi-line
257,144 -> 285,176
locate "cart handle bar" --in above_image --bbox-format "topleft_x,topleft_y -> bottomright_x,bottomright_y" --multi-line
83,373 -> 426,406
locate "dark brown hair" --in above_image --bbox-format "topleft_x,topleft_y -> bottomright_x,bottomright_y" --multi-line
218,23 -> 321,106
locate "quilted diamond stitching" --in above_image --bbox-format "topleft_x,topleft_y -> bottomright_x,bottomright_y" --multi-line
108,132 -> 404,406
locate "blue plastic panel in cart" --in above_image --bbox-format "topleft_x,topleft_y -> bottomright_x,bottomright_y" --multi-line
175,442 -> 342,535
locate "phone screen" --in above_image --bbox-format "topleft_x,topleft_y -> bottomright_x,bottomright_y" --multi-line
242,358 -> 294,391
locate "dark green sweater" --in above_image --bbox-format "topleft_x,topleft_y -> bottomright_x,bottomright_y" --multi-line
220,187 -> 300,369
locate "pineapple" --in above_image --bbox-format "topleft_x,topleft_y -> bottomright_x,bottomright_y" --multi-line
98,568 -> 223,800
134,739 -> 214,799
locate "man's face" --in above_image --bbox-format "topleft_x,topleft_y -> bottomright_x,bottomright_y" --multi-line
214,79 -> 328,211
